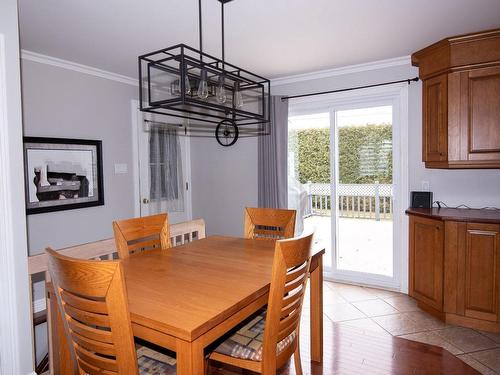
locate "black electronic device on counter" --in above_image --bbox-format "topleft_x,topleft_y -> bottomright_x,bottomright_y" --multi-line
411,191 -> 433,209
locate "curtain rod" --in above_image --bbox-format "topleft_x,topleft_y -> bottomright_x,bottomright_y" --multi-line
280,77 -> 419,101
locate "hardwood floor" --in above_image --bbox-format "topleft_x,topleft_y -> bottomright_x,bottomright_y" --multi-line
209,317 -> 479,375
208,281 -> 485,375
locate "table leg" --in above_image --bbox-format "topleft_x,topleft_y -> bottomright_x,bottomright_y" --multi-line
310,255 -> 323,363
176,338 -> 205,375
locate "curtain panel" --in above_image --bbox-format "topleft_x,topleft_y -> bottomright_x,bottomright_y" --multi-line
149,126 -> 184,213
258,96 -> 288,209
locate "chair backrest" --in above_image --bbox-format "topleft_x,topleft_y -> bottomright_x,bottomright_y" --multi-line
244,207 -> 296,240
46,248 -> 138,375
113,213 -> 170,259
262,233 -> 313,368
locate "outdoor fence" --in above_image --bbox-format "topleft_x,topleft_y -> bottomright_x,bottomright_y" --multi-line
304,182 -> 393,220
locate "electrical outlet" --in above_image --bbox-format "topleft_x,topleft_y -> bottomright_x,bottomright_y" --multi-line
421,181 -> 430,192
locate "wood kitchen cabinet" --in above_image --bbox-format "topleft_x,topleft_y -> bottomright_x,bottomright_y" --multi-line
462,223 -> 500,322
407,208 -> 500,333
409,215 -> 444,311
412,29 -> 500,169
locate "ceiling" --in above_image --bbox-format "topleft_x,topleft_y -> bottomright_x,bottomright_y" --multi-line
18,0 -> 500,80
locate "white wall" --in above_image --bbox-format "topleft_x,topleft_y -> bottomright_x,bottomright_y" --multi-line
190,137 -> 258,237
21,59 -> 139,255
0,1 -> 34,374
273,63 -> 500,208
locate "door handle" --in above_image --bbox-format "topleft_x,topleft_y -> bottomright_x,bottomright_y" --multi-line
142,198 -> 150,204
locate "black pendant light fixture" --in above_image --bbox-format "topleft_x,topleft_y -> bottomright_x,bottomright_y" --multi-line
138,0 -> 271,145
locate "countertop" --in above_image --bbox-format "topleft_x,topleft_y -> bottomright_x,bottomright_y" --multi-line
405,207 -> 500,224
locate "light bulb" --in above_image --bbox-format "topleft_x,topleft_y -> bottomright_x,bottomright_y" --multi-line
197,69 -> 209,99
234,82 -> 244,108
216,75 -> 227,104
184,74 -> 192,95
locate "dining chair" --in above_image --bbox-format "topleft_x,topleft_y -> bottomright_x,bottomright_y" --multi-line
209,232 -> 313,375
46,248 -> 177,375
113,213 -> 170,259
244,207 -> 296,240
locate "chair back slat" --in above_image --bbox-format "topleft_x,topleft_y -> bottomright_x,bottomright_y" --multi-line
68,319 -> 113,344
126,238 -> 161,252
244,207 -> 296,240
277,313 -> 301,342
262,233 -> 313,367
46,248 -> 138,375
113,214 -> 170,259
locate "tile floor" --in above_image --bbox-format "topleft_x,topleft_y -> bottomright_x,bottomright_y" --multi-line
318,281 -> 500,375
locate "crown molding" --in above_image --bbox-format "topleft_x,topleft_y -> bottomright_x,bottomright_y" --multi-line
21,50 -> 138,86
272,55 -> 412,86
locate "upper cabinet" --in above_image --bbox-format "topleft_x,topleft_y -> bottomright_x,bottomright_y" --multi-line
412,29 -> 500,169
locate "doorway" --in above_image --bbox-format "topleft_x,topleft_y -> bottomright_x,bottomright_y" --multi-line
288,85 -> 408,290
132,101 -> 192,224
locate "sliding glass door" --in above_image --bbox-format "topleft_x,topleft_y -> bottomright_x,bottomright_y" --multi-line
288,85 -> 407,290
331,104 -> 396,287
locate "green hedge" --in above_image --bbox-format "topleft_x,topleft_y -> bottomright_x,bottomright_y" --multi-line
292,124 -> 392,184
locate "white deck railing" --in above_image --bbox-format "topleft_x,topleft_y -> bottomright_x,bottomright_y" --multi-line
304,182 -> 393,220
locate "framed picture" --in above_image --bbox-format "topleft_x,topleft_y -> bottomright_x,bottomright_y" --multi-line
24,137 -> 104,214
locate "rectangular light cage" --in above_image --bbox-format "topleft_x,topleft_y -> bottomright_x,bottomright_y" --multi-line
139,44 -> 271,137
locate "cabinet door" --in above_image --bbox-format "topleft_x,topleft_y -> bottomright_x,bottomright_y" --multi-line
422,75 -> 448,162
463,66 -> 500,162
409,216 -> 444,310
462,223 -> 500,322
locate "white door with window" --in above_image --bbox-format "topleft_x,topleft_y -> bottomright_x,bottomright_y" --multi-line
133,101 -> 192,224
288,85 -> 408,291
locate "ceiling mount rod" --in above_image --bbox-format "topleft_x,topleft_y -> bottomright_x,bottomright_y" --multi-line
221,1 -> 225,70
198,0 -> 203,62
281,77 -> 419,101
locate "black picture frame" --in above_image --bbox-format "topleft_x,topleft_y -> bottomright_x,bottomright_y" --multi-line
23,137 -> 104,214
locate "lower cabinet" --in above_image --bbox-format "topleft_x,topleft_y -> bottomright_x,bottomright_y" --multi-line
409,216 -> 444,311
409,213 -> 500,332
462,223 -> 500,322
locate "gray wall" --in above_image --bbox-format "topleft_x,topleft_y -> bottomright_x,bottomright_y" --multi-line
21,59 -> 138,364
22,59 -> 138,255
0,1 -> 34,373
190,137 -> 258,237
273,63 -> 500,208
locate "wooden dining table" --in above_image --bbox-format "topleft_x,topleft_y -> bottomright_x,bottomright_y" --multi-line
50,235 -> 325,374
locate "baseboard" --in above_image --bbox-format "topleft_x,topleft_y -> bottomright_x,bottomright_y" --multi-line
446,313 -> 500,334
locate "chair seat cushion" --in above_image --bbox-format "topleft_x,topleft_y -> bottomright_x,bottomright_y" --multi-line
137,345 -> 176,375
212,308 -> 296,362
